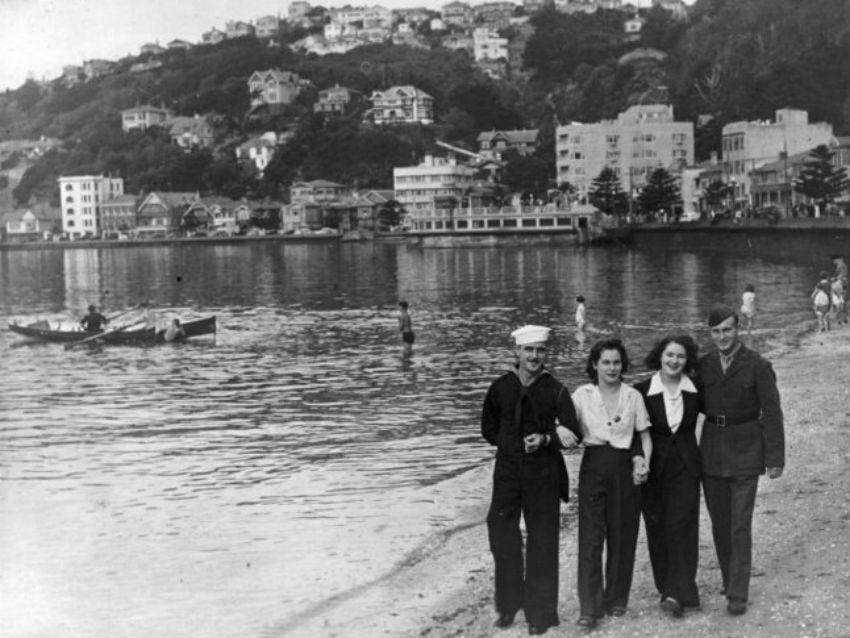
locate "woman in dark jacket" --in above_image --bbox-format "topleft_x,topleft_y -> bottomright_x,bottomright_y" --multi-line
633,334 -> 702,618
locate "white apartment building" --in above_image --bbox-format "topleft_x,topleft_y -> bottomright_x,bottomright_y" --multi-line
58,175 -> 125,238
555,104 -> 694,198
393,155 -> 476,216
721,108 -> 835,205
473,28 -> 509,62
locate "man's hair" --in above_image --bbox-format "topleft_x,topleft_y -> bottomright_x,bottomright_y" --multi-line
398,301 -> 409,310
585,338 -> 629,382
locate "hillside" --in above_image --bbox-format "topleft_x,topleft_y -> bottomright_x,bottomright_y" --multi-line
0,0 -> 848,208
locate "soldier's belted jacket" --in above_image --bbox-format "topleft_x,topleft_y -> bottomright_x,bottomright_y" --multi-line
697,344 -> 785,477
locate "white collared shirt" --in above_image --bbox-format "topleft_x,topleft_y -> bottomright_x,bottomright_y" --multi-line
646,372 -> 697,434
572,383 -> 651,450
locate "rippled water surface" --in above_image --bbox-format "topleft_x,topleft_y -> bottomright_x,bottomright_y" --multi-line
0,240 -> 826,637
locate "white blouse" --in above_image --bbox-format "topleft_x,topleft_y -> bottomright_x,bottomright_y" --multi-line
646,372 -> 697,434
572,383 -> 651,450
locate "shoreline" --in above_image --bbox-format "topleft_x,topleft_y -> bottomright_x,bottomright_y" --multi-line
281,326 -> 850,638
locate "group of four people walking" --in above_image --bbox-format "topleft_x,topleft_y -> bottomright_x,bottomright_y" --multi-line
481,303 -> 785,634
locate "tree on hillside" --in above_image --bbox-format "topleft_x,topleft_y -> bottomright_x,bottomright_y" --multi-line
588,166 -> 629,216
376,199 -> 405,231
636,167 -> 681,216
499,148 -> 553,201
793,144 -> 850,208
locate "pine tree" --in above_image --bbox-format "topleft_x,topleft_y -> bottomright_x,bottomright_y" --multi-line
588,166 -> 629,216
793,145 -> 850,208
636,167 -> 681,216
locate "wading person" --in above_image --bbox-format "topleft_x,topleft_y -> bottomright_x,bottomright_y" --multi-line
398,300 -> 415,354
634,335 -> 702,619
482,325 -> 581,635
571,338 -> 652,631
698,304 -> 785,615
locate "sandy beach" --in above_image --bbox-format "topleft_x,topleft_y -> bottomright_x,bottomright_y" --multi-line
282,328 -> 850,638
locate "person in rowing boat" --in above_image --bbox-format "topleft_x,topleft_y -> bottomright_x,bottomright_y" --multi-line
80,304 -> 109,332
162,318 -> 186,342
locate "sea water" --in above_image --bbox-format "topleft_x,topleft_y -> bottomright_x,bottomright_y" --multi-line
0,240 -> 828,637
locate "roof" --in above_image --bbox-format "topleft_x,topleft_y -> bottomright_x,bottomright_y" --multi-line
249,69 -> 303,84
371,85 -> 433,100
169,115 -> 213,135
477,129 -> 539,144
292,179 -> 345,189
139,191 -> 199,210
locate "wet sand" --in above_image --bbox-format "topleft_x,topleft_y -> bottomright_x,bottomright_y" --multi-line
282,328 -> 850,638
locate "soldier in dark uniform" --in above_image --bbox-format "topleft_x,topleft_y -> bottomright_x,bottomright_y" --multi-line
482,325 -> 582,635
697,304 -> 785,616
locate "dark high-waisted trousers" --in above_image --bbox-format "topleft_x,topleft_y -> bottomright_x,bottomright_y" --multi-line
577,445 -> 641,617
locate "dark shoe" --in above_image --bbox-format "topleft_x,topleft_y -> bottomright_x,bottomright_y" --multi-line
660,597 -> 684,618
727,599 -> 747,615
576,616 -> 597,631
494,613 -> 515,628
608,606 -> 627,617
528,623 -> 550,635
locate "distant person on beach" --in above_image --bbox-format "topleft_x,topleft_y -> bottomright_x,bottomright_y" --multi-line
634,335 -> 702,619
575,296 -> 587,331
80,304 -> 109,332
831,255 -> 848,325
481,325 -> 581,635
571,338 -> 652,631
740,284 -> 756,335
832,255 -> 848,289
398,301 -> 415,354
811,273 -> 832,332
698,303 -> 784,616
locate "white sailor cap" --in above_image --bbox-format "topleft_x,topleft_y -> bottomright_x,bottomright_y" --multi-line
511,324 -> 551,346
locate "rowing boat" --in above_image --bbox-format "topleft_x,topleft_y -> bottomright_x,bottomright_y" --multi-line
8,316 -> 217,345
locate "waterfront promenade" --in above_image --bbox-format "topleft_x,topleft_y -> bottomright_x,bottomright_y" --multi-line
285,327 -> 850,638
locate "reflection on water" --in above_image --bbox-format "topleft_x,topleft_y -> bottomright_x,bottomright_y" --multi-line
0,240 -> 824,638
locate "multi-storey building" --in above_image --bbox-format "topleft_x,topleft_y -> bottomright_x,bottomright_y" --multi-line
202,27 -> 226,45
366,85 -> 434,125
99,195 -> 139,235
314,85 -> 362,114
393,155 -> 476,216
555,104 -> 694,198
121,104 -> 173,132
225,20 -> 256,39
328,4 -> 392,29
441,1 -> 474,27
721,108 -> 835,205
58,175 -> 125,238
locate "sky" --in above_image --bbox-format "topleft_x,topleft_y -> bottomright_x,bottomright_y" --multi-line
0,0 -> 664,93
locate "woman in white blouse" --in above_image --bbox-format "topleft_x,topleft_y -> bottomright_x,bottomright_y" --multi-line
633,335 -> 702,619
571,338 -> 652,631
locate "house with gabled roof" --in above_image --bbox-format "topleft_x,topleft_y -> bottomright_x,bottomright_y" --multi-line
202,27 -> 226,45
140,42 -> 166,56
167,39 -> 193,51
169,115 -> 216,150
354,189 -> 395,230
314,85 -> 363,115
366,85 -> 434,125
248,69 -> 311,109
236,132 -> 279,175
477,129 -> 540,160
136,191 -> 200,235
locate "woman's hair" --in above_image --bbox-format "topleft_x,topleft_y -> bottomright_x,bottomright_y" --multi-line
643,334 -> 699,375
745,283 -> 755,292
585,338 -> 629,382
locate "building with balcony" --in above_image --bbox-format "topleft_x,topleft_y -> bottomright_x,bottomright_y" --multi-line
442,1 -> 473,27
721,108 -> 835,205
58,175 -> 125,238
393,155 -> 476,217
99,195 -> 139,234
555,104 -> 694,199
366,85 -> 434,125
473,28 -> 509,62
314,85 -> 362,114
255,15 -> 281,39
